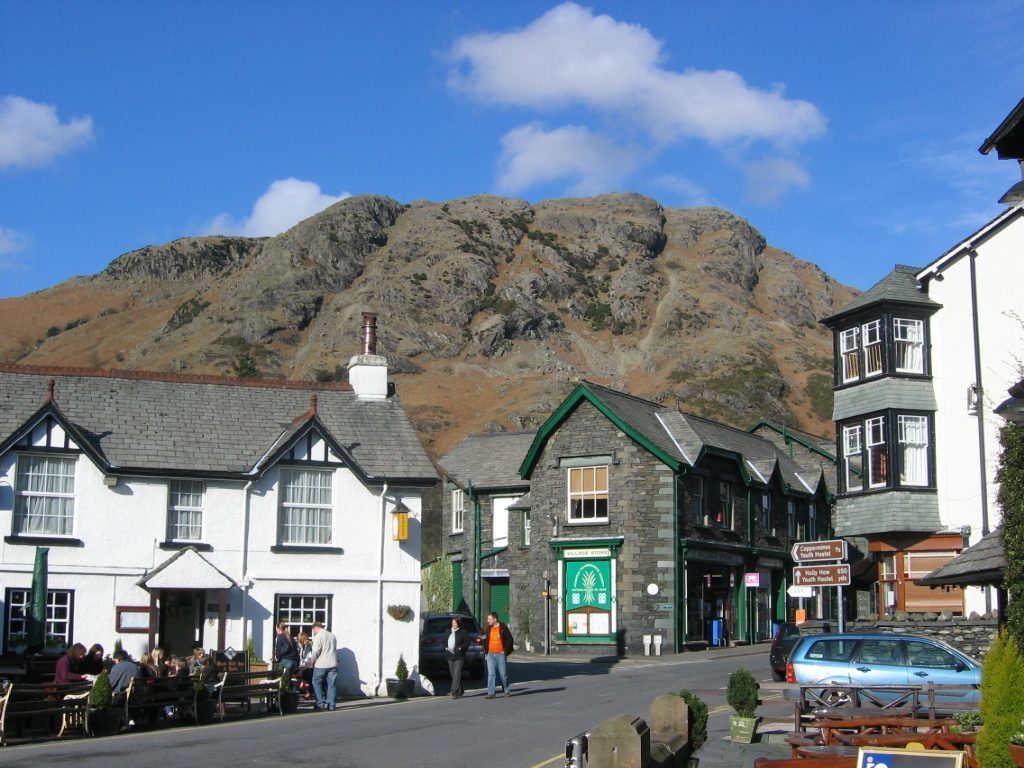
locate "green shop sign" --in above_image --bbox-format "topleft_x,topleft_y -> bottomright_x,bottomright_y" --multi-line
565,559 -> 612,638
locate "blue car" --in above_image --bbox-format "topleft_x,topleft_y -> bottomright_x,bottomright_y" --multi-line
786,632 -> 980,705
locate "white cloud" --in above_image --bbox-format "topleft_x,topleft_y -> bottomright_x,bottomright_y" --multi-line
0,225 -> 29,255
449,3 -> 825,147
497,124 -> 639,194
652,175 -> 710,206
743,158 -> 811,205
204,178 -> 351,237
0,95 -> 94,170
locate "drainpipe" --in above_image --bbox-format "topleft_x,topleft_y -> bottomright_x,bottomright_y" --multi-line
469,480 -> 481,620
967,249 -> 992,613
672,473 -> 680,652
373,480 -> 389,696
240,479 -> 253,657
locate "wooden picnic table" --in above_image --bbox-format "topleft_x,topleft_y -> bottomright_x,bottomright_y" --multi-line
806,712 -> 957,746
795,745 -> 861,759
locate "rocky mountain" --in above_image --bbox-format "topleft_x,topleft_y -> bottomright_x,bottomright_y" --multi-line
0,193 -> 856,457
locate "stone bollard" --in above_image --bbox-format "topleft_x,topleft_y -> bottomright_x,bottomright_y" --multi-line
649,694 -> 690,768
588,714 -> 652,768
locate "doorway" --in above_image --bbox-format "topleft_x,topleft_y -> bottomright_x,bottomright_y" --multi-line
160,590 -> 204,655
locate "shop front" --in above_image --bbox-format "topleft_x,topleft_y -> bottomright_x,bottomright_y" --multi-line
682,544 -> 746,646
550,538 -> 622,647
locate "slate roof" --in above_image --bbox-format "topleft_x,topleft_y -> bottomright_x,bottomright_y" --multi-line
438,431 -> 536,490
916,527 -> 1005,587
0,366 -> 437,482
566,382 -> 825,495
821,265 -> 939,326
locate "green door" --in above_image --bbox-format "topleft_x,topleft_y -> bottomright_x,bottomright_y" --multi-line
452,561 -> 464,613
488,579 -> 510,623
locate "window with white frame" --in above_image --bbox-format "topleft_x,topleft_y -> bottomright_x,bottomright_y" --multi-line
840,327 -> 861,383
13,454 -> 76,536
898,415 -> 929,486
843,425 -> 864,491
787,499 -> 797,537
168,480 -> 204,541
522,509 -> 531,546
685,475 -> 704,525
893,318 -> 924,373
279,467 -> 333,545
492,497 -> 513,547
862,320 -> 883,377
866,416 -> 888,488
451,488 -> 465,534
568,466 -> 608,523
275,593 -> 330,639
5,588 -> 73,646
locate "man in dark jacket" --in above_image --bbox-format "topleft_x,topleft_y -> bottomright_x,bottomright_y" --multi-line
483,611 -> 514,698
444,617 -> 471,698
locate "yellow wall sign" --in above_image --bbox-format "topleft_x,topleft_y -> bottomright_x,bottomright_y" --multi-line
392,510 -> 409,541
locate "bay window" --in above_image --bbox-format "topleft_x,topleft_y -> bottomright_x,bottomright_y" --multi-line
866,416 -> 888,487
863,320 -> 883,377
898,415 -> 929,486
840,327 -> 860,382
893,318 -> 924,373
840,412 -> 932,494
842,425 -> 863,491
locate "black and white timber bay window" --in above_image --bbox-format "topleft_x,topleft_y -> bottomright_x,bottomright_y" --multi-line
13,454 -> 76,537
838,316 -> 926,384
167,479 -> 204,542
278,467 -> 333,545
840,412 -> 933,493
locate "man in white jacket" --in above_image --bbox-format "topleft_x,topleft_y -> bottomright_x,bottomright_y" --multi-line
310,621 -> 338,711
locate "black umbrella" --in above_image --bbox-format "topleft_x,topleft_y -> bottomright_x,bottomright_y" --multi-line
27,546 -> 49,653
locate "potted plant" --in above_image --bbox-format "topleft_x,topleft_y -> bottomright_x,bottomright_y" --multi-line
88,670 -> 121,736
279,668 -> 299,714
43,635 -> 67,656
676,687 -> 708,767
1011,725 -> 1024,768
951,710 -> 983,734
385,654 -> 415,699
726,668 -> 760,743
246,637 -> 268,673
7,631 -> 28,655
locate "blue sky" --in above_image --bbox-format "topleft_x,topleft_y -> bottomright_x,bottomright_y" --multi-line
2,2 -> 1023,299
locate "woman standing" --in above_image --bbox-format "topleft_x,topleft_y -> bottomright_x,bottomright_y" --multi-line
274,623 -> 299,679
444,617 -> 470,699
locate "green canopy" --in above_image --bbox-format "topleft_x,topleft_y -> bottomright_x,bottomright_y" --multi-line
27,547 -> 49,653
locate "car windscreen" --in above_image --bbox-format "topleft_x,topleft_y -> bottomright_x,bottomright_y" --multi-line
423,617 -> 480,634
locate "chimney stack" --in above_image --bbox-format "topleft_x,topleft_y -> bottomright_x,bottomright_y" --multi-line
348,311 -> 388,400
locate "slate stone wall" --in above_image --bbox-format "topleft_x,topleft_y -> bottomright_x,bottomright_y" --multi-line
847,616 -> 999,659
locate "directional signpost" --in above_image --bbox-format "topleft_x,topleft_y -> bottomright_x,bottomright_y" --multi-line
791,538 -> 849,632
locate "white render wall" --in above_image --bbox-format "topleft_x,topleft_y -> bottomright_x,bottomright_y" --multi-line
0,450 -> 423,696
927,211 -> 1024,613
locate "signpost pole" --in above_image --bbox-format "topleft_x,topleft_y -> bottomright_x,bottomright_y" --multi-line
838,584 -> 845,633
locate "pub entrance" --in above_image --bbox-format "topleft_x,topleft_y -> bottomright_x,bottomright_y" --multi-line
159,590 -> 204,657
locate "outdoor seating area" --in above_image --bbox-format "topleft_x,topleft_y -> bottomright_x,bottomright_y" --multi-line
755,684 -> 981,768
0,654 -> 296,746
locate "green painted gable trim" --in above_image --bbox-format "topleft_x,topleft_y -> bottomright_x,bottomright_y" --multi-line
518,382 -> 681,479
747,419 -> 837,464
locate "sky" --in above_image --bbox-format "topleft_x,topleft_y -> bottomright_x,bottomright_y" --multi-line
2,2 -> 1023,299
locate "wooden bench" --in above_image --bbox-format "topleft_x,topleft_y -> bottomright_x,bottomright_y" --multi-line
754,756 -> 856,768
216,670 -> 285,720
0,680 -> 92,745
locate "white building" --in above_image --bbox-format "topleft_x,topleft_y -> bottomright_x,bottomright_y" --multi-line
0,315 -> 436,696
823,98 -> 1024,617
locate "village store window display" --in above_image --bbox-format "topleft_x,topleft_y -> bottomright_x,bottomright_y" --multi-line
551,542 -> 622,644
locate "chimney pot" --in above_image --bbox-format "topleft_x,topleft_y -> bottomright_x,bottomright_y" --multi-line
361,312 -> 378,355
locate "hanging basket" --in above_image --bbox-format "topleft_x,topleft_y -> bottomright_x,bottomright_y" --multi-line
386,605 -> 413,621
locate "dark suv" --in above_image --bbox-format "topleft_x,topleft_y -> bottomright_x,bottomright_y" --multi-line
769,620 -> 830,681
419,613 -> 486,680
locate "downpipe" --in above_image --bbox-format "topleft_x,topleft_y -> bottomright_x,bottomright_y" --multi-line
373,481 -> 389,696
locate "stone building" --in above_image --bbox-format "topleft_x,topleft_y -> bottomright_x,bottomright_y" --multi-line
447,381 -> 833,656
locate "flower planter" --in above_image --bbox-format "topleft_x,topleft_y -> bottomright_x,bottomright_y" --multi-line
1009,742 -> 1024,768
386,678 -> 415,700
281,690 -> 300,714
89,706 -> 122,737
728,715 -> 760,743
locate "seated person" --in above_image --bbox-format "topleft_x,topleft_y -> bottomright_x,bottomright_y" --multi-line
80,643 -> 105,675
55,643 -> 89,684
187,645 -> 207,675
107,649 -> 142,699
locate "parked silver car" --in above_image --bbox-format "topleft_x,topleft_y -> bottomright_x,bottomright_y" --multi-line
786,632 -> 980,705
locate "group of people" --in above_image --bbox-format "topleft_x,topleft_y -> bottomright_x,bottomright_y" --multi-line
444,611 -> 514,699
273,621 -> 337,711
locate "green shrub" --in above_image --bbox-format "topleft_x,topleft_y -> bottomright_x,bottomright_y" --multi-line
676,688 -> 708,751
89,670 -> 113,708
726,667 -> 759,717
978,629 -> 1024,768
395,653 -> 409,681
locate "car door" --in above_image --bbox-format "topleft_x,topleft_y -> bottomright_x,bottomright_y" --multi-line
903,638 -> 979,702
848,638 -> 908,688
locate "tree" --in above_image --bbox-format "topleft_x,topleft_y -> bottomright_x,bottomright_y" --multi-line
1001,424 -> 1024,648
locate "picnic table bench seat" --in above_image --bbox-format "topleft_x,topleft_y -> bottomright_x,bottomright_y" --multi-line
0,680 -> 92,745
216,670 -> 285,719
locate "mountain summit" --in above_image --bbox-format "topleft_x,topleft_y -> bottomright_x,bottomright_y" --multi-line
0,193 -> 855,456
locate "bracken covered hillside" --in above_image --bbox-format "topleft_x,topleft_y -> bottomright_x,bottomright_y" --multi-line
0,193 -> 856,457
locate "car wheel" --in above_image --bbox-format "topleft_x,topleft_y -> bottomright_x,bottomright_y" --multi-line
771,669 -> 785,682
470,664 -> 484,680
